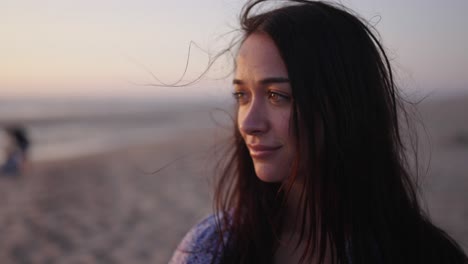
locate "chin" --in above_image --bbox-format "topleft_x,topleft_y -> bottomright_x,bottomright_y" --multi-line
254,165 -> 286,183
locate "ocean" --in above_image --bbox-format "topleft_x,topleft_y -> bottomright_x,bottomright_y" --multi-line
0,96 -> 231,163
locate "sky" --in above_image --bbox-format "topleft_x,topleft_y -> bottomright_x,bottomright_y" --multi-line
1,0 -> 467,99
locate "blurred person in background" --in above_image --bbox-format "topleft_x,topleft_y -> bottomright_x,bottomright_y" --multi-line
1,126 -> 30,176
170,0 -> 468,263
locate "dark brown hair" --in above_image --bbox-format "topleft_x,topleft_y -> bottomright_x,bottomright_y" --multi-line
213,1 -> 467,263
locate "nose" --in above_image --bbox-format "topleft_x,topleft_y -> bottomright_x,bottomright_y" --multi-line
238,96 -> 269,136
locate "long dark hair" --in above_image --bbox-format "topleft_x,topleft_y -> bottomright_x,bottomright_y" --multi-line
213,1 -> 467,263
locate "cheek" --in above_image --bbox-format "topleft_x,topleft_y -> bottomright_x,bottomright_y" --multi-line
236,109 -> 245,136
274,109 -> 293,138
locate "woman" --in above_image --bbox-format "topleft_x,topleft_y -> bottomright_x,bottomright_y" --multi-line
171,1 -> 468,263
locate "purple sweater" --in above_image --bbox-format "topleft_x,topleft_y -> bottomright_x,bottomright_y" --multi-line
169,214 -> 225,264
170,214 -> 370,263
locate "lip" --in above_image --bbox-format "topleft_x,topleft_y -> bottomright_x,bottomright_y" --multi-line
247,144 -> 282,159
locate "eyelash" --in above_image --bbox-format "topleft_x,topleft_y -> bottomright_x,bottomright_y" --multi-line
267,91 -> 290,103
232,91 -> 247,103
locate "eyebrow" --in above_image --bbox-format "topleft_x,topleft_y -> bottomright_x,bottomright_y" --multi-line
232,77 -> 290,86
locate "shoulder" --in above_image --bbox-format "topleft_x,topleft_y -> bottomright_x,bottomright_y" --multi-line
169,214 -> 228,264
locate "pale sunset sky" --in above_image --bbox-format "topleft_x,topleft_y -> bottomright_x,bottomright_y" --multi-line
1,0 -> 467,98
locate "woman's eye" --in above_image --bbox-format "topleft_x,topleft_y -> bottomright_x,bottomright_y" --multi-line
232,91 -> 248,104
267,91 -> 290,104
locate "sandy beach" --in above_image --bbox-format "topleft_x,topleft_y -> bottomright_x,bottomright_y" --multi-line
0,103 -> 228,264
0,94 -> 467,263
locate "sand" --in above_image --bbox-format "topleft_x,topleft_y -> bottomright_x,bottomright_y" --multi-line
0,95 -> 467,263
0,119 -> 226,264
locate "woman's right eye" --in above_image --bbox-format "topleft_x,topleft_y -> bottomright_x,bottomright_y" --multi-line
232,91 -> 249,104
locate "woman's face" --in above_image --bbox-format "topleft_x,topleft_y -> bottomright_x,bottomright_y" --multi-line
234,33 -> 295,183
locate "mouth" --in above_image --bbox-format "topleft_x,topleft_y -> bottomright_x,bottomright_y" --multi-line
247,144 -> 282,159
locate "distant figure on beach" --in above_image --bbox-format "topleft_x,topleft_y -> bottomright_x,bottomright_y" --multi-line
1,126 -> 30,176
171,1 -> 468,263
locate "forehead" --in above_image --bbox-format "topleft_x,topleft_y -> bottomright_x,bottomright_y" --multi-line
235,33 -> 288,79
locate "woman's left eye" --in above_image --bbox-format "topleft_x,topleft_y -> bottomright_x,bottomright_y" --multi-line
267,91 -> 290,104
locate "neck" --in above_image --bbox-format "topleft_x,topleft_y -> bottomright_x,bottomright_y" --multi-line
275,180 -> 332,264
282,180 -> 309,234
